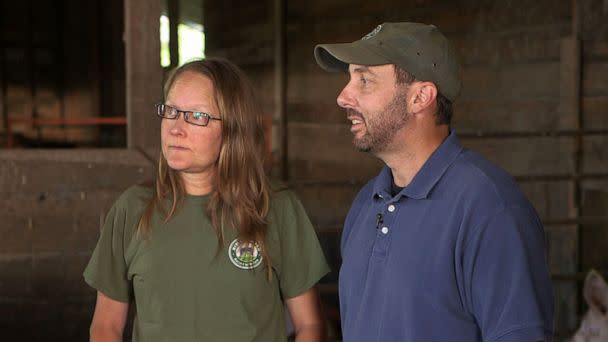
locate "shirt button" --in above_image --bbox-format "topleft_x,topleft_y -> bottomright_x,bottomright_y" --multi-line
388,204 -> 396,212
381,226 -> 389,234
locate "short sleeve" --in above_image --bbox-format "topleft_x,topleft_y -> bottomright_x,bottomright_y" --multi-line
271,190 -> 330,299
83,193 -> 136,303
463,205 -> 554,342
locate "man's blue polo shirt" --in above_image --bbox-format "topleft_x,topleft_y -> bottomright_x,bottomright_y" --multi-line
339,131 -> 554,342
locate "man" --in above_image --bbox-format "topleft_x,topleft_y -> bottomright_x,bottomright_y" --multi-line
314,22 -> 554,341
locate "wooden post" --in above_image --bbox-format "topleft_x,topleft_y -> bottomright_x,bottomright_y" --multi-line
274,0 -> 287,180
125,0 -> 163,157
561,0 -> 583,322
168,0 -> 180,68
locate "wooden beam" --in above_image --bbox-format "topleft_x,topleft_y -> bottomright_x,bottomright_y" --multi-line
168,0 -> 180,68
125,0 -> 162,156
274,0 -> 287,180
0,23 -> 5,134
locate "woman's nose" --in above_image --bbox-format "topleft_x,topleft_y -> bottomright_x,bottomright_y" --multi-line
169,115 -> 188,135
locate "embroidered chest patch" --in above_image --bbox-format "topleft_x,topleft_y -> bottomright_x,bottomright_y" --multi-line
228,239 -> 263,270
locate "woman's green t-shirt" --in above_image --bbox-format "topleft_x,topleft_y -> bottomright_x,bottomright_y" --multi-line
84,185 -> 330,342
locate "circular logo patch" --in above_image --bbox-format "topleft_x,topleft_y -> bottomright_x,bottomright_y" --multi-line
228,239 -> 263,270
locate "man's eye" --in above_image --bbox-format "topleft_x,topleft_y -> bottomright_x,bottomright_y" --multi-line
360,77 -> 368,84
192,112 -> 203,120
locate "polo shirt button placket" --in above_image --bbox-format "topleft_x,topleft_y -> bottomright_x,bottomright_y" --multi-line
381,204 -> 396,235
371,198 -> 392,257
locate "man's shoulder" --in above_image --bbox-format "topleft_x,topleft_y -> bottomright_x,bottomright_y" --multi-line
445,149 -> 530,208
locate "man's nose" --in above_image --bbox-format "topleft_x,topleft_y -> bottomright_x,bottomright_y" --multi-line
337,83 -> 356,109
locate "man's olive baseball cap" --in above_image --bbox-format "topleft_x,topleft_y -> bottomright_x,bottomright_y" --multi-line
314,22 -> 461,102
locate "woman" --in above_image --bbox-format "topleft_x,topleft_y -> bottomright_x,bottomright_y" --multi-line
84,58 -> 329,341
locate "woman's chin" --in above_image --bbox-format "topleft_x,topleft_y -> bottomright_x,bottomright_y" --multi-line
166,160 -> 190,171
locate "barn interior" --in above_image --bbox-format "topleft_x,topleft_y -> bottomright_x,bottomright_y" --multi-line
1,0 -> 607,340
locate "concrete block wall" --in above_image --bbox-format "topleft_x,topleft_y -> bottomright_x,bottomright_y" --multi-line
1,0 -> 161,340
0,150 -> 155,341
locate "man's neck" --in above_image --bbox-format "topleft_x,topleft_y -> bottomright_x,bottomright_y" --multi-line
379,125 -> 449,187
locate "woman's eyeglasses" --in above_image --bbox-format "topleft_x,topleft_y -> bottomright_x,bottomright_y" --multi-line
156,103 -> 221,127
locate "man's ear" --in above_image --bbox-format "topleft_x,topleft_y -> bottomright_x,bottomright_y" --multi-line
409,82 -> 438,114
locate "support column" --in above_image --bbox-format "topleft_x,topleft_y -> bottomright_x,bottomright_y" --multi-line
125,0 -> 163,158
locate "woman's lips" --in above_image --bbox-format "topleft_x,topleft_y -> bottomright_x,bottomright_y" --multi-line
169,145 -> 189,151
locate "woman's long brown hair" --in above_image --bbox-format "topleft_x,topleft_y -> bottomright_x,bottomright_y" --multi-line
137,58 -> 272,278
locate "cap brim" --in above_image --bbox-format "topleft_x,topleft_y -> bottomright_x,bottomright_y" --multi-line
314,41 -> 392,72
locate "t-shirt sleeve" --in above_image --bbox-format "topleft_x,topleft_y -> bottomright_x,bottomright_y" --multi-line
83,194 -> 134,303
463,205 -> 554,342
272,190 -> 330,299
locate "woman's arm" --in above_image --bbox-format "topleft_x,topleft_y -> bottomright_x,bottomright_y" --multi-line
89,291 -> 129,342
285,286 -> 326,342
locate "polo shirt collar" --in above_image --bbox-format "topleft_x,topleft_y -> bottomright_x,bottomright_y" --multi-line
372,130 -> 463,200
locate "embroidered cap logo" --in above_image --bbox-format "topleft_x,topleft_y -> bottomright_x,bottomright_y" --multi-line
362,24 -> 383,40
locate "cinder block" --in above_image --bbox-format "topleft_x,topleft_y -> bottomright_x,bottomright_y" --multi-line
0,300 -> 29,340
287,122 -> 380,164
30,215 -> 104,254
582,136 -> 608,174
291,183 -> 360,226
23,302 -> 62,339
583,95 -> 608,130
544,224 -> 578,274
553,281 -> 578,335
286,103 -> 345,125
583,40 -> 608,60
2,161 -> 151,194
579,1 -> 608,41
453,99 -> 564,133
461,136 -> 576,176
63,253 -> 97,297
0,216 -> 32,254
287,67 -> 348,106
0,189 -> 121,218
0,301 -> 21,325
471,0 -> 570,33
583,174 -> 608,185
461,63 -> 560,100
0,257 -> 33,298
31,254 -> 66,298
289,159 -> 382,183
580,188 -> 608,273
317,231 -> 341,282
60,301 -> 95,341
453,30 -> 562,66
583,62 -> 608,96
520,181 -> 574,221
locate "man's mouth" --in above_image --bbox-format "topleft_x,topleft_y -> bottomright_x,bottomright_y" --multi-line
348,116 -> 365,134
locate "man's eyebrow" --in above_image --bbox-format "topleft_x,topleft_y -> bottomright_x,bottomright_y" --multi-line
351,66 -> 377,77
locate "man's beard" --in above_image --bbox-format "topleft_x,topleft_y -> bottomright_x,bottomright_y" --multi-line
348,92 -> 410,153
